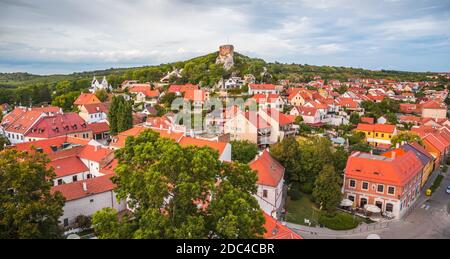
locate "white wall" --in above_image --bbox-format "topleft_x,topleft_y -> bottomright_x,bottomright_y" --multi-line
254,179 -> 284,217
60,191 -> 126,226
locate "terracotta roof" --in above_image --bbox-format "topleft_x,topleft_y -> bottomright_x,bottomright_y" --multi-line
249,84 -> 277,91
298,106 -> 318,117
26,113 -> 90,139
356,123 -> 396,134
244,111 -> 271,130
99,159 -> 118,175
184,89 -> 206,102
249,150 -> 284,187
14,136 -> 85,154
421,100 -> 447,110
129,86 -> 159,98
263,213 -> 302,239
49,156 -> 89,178
51,175 -> 116,201
74,93 -> 101,106
251,94 -> 281,104
361,117 -> 375,124
179,137 -> 228,155
345,151 -> 423,186
82,103 -> 109,114
263,109 -> 295,126
110,126 -> 183,148
4,110 -> 43,134
89,122 -> 110,134
78,145 -> 113,163
168,84 -> 198,93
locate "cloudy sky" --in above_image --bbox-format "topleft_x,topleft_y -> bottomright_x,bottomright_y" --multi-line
1,0 -> 450,75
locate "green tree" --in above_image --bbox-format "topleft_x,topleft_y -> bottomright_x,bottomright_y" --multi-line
230,140 -> 258,163
349,112 -> 360,125
95,89 -> 108,102
0,135 -> 10,151
270,137 -> 302,182
108,96 -> 132,135
391,131 -> 423,147
92,129 -> 265,239
312,164 -> 342,212
0,149 -> 65,238
51,91 -> 80,112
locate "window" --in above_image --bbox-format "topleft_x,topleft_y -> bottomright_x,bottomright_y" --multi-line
381,134 -> 385,138
377,184 -> 384,193
386,203 -> 394,212
90,199 -> 94,203
388,186 -> 395,195
263,190 -> 268,198
57,179 -> 63,185
360,198 -> 368,208
349,179 -> 356,188
72,175 -> 78,182
348,195 -> 355,202
362,182 -> 369,190
63,218 -> 69,227
87,174 -> 92,179
375,133 -> 379,137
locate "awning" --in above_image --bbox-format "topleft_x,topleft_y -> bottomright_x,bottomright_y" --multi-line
364,204 -> 381,213
340,199 -> 353,207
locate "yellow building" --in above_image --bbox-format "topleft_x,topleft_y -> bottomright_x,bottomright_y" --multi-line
355,123 -> 397,147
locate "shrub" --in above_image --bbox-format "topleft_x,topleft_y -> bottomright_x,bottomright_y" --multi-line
75,215 -> 91,230
442,165 -> 449,173
318,212 -> 359,230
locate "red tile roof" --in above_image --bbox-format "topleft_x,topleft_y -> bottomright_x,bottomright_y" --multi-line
89,122 -> 110,134
26,113 -> 90,139
179,137 -> 228,155
51,175 -> 116,201
129,85 -> 159,98
249,150 -> 284,187
168,84 -> 198,93
263,109 -> 295,126
361,117 -> 375,124
82,103 -> 109,114
78,145 -> 113,163
345,151 -> 423,186
263,213 -> 302,239
245,111 -> 271,130
184,89 -> 206,102
4,110 -> 43,134
249,84 -> 277,91
356,123 -> 396,134
421,100 -> 447,110
49,156 -> 88,178
14,136 -> 85,154
74,93 -> 101,106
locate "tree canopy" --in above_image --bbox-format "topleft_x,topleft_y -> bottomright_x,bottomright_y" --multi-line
391,131 -> 423,147
230,140 -> 258,164
0,149 -> 65,239
108,95 -> 133,135
92,129 -> 265,239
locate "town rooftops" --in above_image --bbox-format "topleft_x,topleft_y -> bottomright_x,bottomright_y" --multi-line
168,84 -> 198,93
244,111 -> 271,130
356,123 -> 396,134
249,150 -> 285,187
421,100 -> 447,110
51,175 -> 116,201
129,85 -> 159,98
78,145 -> 114,163
3,110 -> 43,134
179,137 -> 228,156
89,122 -> 110,134
74,93 -> 101,106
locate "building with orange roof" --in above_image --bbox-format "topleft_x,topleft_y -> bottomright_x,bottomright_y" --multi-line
250,93 -> 285,111
249,150 -> 285,218
51,175 -> 126,227
421,100 -> 447,120
224,110 -> 272,147
2,110 -> 46,144
355,123 -> 397,147
361,117 -> 375,124
290,106 -> 320,124
168,84 -> 199,96
74,93 -> 101,107
178,137 -> 231,162
259,109 -> 297,143
248,84 -> 279,95
343,150 -> 423,219
129,85 -> 160,105
263,212 -> 302,239
78,102 -> 109,124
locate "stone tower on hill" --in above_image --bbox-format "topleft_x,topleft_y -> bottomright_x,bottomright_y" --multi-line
216,44 -> 234,70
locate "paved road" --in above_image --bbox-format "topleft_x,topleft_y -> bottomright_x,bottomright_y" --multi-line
288,171 -> 450,239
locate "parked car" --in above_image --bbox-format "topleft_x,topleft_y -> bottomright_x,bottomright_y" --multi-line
446,186 -> 450,194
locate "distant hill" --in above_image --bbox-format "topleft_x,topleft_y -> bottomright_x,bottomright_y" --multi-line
0,50 -> 444,106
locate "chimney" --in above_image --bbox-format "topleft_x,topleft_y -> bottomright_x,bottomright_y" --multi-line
82,182 -> 87,192
95,145 -> 99,151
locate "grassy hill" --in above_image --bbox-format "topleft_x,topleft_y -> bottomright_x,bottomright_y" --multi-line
0,51 -> 442,106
